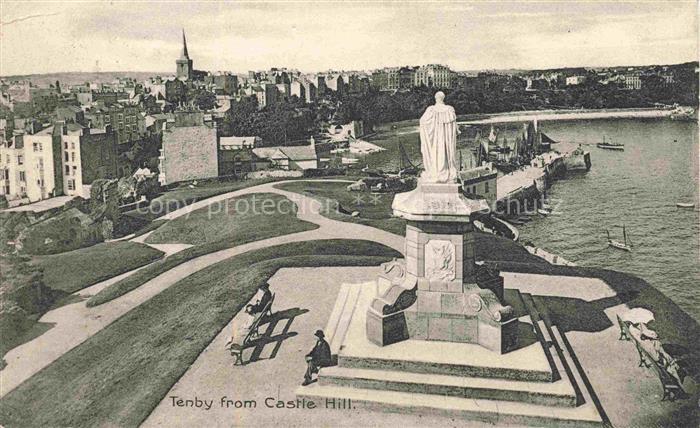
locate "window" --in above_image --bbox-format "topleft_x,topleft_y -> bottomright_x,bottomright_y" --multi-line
71,152 -> 75,162
19,171 -> 26,182
65,152 -> 69,162
67,179 -> 75,191
71,142 -> 75,150
72,166 -> 77,175
484,181 -> 489,193
17,155 -> 23,165
33,142 -> 42,152
64,141 -> 68,149
65,165 -> 70,175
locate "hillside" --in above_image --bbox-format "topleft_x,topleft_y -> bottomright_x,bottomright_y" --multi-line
0,71 -> 169,87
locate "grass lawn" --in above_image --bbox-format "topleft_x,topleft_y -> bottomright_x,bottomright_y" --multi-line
87,194 -> 318,306
0,240 -> 400,428
124,178 -> 279,223
275,181 -> 407,236
31,241 -> 165,294
145,193 -> 314,245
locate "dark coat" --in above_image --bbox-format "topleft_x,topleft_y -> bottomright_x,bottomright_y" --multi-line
307,338 -> 332,367
258,288 -> 272,310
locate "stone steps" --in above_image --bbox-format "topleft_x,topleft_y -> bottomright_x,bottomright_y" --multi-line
297,384 -> 603,427
338,352 -> 554,382
525,293 -> 585,406
532,295 -> 610,425
319,365 -> 578,407
522,293 -> 585,404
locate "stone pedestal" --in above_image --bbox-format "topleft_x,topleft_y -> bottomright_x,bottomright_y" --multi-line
366,182 -> 517,354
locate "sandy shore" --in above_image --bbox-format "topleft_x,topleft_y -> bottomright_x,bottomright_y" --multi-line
459,108 -> 682,125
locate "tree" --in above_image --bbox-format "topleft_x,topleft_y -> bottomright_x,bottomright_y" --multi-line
191,90 -> 217,110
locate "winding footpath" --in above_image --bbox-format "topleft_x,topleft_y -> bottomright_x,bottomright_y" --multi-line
0,180 -> 403,398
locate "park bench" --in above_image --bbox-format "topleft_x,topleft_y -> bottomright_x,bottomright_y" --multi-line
616,314 -> 631,341
230,293 -> 276,365
631,334 -> 652,368
639,345 -> 686,401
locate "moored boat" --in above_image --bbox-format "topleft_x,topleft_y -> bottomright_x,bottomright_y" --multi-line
607,225 -> 632,251
597,136 -> 624,151
676,202 -> 695,209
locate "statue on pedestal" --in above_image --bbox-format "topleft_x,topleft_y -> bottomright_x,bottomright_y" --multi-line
419,91 -> 459,184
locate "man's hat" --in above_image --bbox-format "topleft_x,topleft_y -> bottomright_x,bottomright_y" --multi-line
314,329 -> 325,338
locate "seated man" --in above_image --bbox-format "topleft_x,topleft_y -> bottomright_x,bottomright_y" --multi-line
249,283 -> 272,315
302,330 -> 332,386
224,305 -> 256,350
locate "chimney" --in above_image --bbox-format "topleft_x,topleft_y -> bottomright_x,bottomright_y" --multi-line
56,120 -> 68,135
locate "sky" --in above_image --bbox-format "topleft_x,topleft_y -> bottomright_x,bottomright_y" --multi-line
0,1 -> 698,76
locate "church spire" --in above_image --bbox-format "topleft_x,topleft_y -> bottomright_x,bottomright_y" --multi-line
181,29 -> 189,59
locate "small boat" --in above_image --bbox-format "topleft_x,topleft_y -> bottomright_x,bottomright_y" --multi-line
676,202 -> 695,209
597,136 -> 624,151
607,225 -> 632,251
537,208 -> 552,216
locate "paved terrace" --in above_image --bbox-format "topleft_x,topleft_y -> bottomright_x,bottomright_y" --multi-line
144,266 -> 699,427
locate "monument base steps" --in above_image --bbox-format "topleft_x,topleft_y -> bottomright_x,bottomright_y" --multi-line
297,384 -> 603,427
302,282 -> 605,425
531,294 -> 608,423
318,365 -> 577,407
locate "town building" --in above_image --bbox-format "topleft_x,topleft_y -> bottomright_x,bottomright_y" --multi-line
204,72 -> 238,95
276,83 -> 291,100
624,73 -> 642,90
144,76 -> 187,103
55,105 -> 85,124
219,136 -> 261,150
459,163 -> 498,208
218,148 -> 269,177
414,64 -> 455,89
252,84 -> 278,109
291,78 -> 317,103
371,67 -> 397,91
158,124 -> 219,185
252,142 -> 318,170
0,127 -> 56,204
290,80 -> 306,102
55,123 -> 119,198
565,75 -> 586,86
84,103 -> 145,147
325,75 -> 345,96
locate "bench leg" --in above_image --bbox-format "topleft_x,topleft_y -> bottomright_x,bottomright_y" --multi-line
637,349 -> 650,368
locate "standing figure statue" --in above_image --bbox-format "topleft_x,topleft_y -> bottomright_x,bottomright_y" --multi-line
419,91 -> 459,183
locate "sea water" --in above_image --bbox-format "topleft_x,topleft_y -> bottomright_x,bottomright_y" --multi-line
367,118 -> 699,321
